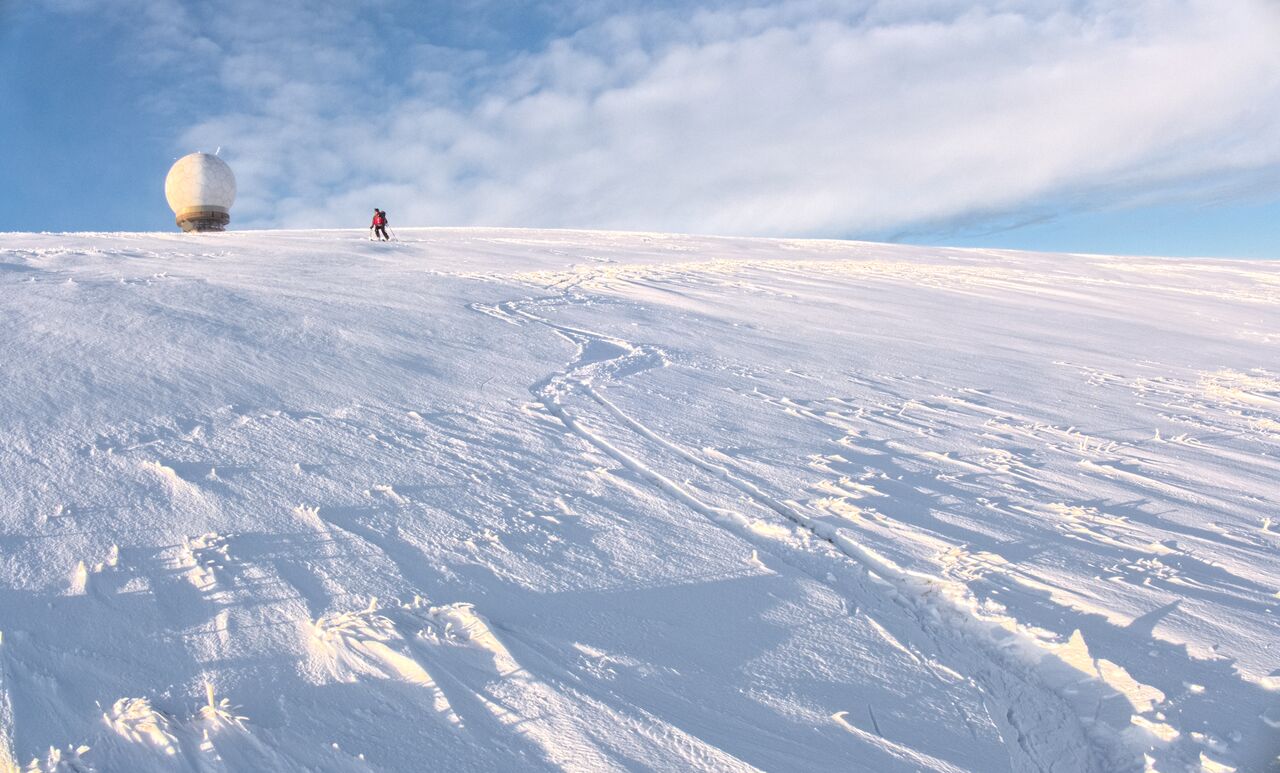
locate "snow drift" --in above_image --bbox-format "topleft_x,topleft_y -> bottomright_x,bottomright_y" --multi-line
0,228 -> 1276,771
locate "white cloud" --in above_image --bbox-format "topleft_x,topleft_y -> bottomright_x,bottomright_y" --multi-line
91,0 -> 1280,234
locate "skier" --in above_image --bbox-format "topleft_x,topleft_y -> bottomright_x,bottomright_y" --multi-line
371,209 -> 390,241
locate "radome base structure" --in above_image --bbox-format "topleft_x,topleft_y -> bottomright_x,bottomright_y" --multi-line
173,206 -> 230,233
165,152 -> 236,233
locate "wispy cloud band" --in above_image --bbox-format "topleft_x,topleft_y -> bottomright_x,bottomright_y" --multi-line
48,0 -> 1280,235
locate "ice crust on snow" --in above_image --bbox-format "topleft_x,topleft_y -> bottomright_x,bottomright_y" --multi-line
0,227 -> 1277,771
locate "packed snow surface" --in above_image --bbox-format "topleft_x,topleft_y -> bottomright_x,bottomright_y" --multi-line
0,228 -> 1277,772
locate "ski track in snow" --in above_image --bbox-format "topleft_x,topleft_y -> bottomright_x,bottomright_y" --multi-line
504,293 -> 1129,772
0,228 -> 1277,771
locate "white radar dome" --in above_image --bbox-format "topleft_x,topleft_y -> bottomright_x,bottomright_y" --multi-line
165,152 -> 236,232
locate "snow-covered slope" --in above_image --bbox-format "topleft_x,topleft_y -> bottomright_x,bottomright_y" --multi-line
0,228 -> 1276,772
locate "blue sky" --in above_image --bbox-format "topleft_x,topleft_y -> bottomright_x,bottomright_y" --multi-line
2,0 -> 1278,258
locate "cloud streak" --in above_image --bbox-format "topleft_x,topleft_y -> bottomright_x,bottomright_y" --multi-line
55,0 -> 1280,236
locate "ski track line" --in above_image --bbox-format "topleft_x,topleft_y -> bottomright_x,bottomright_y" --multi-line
831,710 -> 970,773
494,287 -> 1146,773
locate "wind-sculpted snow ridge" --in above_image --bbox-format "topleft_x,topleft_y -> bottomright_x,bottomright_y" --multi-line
0,228 -> 1277,771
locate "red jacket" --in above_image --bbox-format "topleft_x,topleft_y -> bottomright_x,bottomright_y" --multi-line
372,213 -> 386,227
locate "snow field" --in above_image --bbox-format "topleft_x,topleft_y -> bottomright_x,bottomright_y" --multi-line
0,228 -> 1276,771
